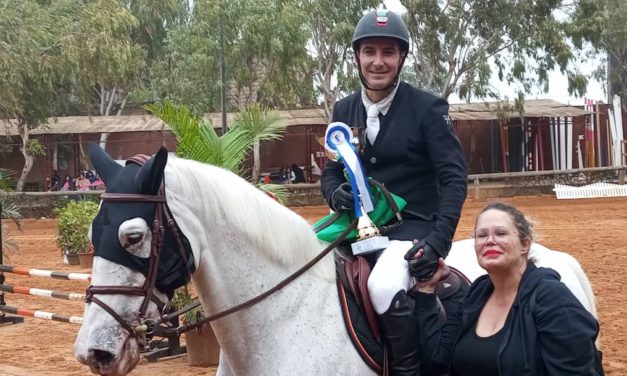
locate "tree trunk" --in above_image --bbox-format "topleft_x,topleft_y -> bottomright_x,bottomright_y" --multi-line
98,86 -> 125,151
15,121 -> 34,192
251,141 -> 260,183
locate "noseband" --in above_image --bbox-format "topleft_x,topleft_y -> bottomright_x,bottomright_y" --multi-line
85,155 -> 190,338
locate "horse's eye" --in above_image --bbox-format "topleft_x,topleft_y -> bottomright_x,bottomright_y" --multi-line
126,233 -> 144,246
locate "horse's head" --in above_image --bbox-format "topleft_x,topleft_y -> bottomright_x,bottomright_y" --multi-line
74,145 -> 194,376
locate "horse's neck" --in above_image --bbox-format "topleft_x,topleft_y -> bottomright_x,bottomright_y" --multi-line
190,241 -> 339,373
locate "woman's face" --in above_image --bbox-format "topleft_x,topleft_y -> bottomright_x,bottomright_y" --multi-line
474,209 -> 529,272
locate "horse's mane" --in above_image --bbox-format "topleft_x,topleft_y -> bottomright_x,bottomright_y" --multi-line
163,156 -> 335,282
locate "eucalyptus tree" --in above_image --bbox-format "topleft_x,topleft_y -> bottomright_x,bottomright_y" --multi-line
150,0 -> 315,115
304,0 -> 380,120
0,0 -> 78,190
568,0 -> 626,107
63,0 -> 145,148
403,0 -> 592,100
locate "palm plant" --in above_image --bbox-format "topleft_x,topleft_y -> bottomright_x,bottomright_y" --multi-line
1,168 -> 23,259
145,101 -> 289,203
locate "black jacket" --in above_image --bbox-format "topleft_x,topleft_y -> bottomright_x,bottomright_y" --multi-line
321,82 -> 468,253
415,264 -> 603,375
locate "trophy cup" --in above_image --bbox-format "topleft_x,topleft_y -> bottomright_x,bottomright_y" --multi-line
324,122 -> 389,256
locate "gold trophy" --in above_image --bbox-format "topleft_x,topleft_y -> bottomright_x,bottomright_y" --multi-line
351,195 -> 389,256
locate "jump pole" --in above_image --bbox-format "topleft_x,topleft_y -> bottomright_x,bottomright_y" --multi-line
0,284 -> 85,301
0,202 -> 24,325
0,305 -> 82,325
0,265 -> 91,282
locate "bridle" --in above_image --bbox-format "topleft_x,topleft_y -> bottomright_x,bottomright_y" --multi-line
84,155 -> 360,339
85,155 -> 192,338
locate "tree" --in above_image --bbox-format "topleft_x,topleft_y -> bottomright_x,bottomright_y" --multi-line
232,104 -> 287,183
150,0 -> 315,115
568,0 -> 627,107
0,0 -> 78,191
403,0 -> 591,100
305,0 -> 380,120
146,101 -> 288,201
62,0 -> 146,148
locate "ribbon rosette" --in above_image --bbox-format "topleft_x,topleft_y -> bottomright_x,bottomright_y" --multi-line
324,122 -> 374,217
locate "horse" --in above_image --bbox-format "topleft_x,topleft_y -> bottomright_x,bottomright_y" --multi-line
74,146 -> 599,376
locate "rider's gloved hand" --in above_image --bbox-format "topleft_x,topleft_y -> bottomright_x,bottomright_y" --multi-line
331,182 -> 355,211
404,239 -> 443,282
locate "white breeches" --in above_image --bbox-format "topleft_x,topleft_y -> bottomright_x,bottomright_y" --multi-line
367,240 -> 416,314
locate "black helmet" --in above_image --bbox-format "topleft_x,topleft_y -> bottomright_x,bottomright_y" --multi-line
352,9 -> 410,53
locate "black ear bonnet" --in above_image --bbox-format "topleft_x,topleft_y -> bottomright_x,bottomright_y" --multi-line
89,145 -> 195,298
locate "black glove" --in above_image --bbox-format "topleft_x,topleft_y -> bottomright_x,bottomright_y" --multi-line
331,182 -> 355,211
404,239 -> 442,282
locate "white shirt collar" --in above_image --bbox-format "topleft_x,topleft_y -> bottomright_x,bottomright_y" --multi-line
361,81 -> 400,116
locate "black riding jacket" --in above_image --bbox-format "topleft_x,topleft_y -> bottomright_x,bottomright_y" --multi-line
321,82 -> 468,253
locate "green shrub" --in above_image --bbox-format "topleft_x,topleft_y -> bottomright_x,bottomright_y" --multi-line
55,200 -> 99,255
171,285 -> 206,325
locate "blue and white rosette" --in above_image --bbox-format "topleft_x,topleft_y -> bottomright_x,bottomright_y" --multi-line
325,122 -> 374,217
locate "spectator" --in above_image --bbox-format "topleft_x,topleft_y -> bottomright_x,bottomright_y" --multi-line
76,173 -> 91,191
290,163 -> 305,183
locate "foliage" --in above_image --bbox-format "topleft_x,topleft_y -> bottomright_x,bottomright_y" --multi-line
171,285 -> 204,325
62,0 -> 146,116
149,0 -> 315,114
402,0 -> 594,100
1,168 -> 22,257
568,0 -> 627,106
232,104 -> 287,183
0,198 -> 23,257
54,200 -> 99,255
146,101 -> 288,201
304,0 -> 380,119
0,168 -> 17,191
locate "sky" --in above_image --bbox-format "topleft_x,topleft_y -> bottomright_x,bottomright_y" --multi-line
383,0 -> 607,105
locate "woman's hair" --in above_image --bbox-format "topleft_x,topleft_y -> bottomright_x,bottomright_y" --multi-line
475,201 -> 536,244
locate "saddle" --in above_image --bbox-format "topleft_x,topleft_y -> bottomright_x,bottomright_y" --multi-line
335,247 -> 469,374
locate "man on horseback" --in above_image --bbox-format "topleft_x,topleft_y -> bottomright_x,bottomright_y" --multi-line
320,9 -> 468,375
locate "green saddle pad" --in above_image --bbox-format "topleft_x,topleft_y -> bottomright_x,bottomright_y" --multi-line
313,185 -> 407,243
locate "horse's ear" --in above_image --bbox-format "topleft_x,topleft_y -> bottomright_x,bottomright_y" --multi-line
89,143 -> 122,186
136,147 -> 168,194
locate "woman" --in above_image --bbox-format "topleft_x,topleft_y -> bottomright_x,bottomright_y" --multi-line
413,202 -> 603,375
76,173 -> 91,191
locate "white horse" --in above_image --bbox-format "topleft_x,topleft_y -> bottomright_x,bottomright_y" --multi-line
74,146 -> 599,376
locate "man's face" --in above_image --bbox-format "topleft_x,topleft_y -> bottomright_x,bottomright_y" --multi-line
357,38 -> 404,90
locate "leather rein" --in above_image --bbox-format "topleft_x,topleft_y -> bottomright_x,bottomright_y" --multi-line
85,158 -> 360,338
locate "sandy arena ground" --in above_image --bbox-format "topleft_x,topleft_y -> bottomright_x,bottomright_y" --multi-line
0,195 -> 625,375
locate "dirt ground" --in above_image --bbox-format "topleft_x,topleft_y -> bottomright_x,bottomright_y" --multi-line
0,195 -> 625,375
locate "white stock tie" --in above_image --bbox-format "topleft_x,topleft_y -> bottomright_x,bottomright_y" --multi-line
366,105 -> 380,145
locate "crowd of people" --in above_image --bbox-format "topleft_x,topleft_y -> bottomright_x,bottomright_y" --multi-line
46,169 -> 105,192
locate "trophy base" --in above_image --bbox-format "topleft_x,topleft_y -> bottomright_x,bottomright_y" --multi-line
351,236 -> 390,256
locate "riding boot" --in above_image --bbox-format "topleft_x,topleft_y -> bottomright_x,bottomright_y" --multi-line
379,290 -> 421,376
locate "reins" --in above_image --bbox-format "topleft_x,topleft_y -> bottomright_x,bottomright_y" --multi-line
146,178 -> 402,337
149,219 -> 358,336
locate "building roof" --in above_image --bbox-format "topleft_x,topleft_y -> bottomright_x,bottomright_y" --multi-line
449,99 -> 592,121
0,99 -> 591,136
0,109 -> 331,136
